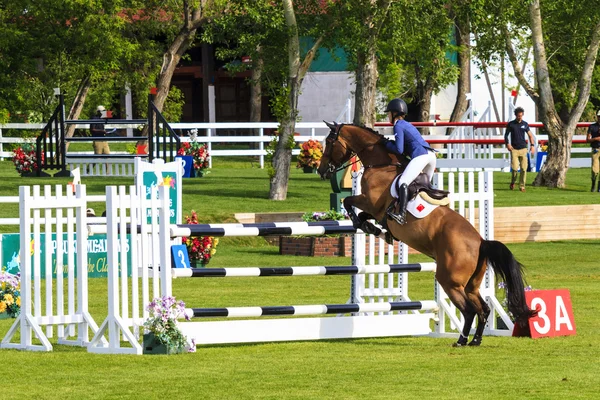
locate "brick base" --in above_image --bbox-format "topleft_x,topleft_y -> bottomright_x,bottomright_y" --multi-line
279,235 -> 391,257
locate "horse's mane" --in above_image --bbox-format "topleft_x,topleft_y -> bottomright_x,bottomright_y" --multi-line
343,124 -> 408,166
344,124 -> 389,142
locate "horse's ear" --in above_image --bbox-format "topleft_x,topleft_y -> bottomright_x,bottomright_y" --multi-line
323,120 -> 337,130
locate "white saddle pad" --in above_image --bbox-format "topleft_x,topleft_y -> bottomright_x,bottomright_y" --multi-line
391,175 -> 439,219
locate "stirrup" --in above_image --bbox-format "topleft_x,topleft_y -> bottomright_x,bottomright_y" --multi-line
387,210 -> 406,225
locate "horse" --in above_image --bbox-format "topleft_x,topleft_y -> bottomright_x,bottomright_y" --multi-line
318,122 -> 535,346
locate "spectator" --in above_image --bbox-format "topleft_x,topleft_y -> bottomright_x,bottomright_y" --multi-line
91,105 -> 110,155
504,107 -> 535,192
586,110 -> 600,192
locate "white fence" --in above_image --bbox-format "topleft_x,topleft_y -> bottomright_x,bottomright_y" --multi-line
0,122 -> 591,170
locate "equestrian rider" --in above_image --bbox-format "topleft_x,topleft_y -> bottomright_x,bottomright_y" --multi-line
384,98 -> 437,225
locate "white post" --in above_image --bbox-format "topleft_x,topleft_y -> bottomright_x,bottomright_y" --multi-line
207,128 -> 213,169
259,128 -> 265,169
125,84 -> 133,137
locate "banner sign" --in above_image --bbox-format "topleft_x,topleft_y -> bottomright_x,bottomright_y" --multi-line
1,233 -> 131,279
513,289 -> 577,338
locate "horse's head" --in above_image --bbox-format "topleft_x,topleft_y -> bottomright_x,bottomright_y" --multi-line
317,121 -> 354,180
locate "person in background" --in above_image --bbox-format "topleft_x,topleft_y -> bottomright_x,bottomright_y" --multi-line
504,107 -> 535,192
586,110 -> 600,192
91,105 -> 110,155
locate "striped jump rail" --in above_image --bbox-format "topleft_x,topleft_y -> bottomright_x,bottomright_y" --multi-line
88,220 -> 362,237
185,300 -> 439,318
170,220 -> 360,237
172,263 -> 437,278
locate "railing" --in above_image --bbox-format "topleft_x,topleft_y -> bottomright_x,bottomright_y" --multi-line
148,96 -> 180,163
35,94 -> 67,176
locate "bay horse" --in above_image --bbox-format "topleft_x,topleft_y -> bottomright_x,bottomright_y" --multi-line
318,122 -> 535,346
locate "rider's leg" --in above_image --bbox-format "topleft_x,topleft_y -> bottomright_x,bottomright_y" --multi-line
387,154 -> 431,224
421,151 -> 437,182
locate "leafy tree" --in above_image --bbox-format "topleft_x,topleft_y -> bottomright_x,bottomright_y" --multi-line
476,0 -> 600,187
378,0 -> 458,132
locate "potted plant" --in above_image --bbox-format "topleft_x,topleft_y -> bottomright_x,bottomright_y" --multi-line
182,210 -> 219,267
143,296 -> 195,355
297,139 -> 323,173
0,271 -> 21,319
176,130 -> 210,177
12,143 -> 43,177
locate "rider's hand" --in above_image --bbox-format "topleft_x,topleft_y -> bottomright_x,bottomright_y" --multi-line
507,144 -> 514,152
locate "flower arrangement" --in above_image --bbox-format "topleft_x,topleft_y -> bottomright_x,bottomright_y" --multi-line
182,210 -> 219,266
177,130 -> 210,176
302,209 -> 348,223
144,296 -> 195,353
297,139 -> 323,169
12,143 -> 43,175
0,271 -> 21,317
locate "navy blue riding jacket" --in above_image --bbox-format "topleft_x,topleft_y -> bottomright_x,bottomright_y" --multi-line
384,119 -> 432,159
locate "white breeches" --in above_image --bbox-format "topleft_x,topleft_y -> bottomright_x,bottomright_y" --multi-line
398,151 -> 437,186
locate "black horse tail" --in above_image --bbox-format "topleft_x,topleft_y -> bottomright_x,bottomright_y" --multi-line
479,240 -> 536,325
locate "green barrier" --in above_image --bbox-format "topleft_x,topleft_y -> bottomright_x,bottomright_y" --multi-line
1,233 -> 131,279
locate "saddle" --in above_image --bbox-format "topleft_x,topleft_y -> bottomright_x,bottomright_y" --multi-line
396,172 -> 450,204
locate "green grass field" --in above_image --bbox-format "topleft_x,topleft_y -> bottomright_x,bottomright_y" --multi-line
0,160 -> 599,399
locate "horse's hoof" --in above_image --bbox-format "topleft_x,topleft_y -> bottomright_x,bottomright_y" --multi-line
468,339 -> 482,347
452,342 -> 466,348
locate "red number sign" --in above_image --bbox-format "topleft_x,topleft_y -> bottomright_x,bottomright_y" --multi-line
517,289 -> 576,339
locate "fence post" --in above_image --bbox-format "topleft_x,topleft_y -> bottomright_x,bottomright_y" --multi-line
207,128 -> 213,169
259,128 -> 265,169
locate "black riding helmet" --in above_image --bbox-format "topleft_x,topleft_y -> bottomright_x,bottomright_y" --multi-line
385,98 -> 408,119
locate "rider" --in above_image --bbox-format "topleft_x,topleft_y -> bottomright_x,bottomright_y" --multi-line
384,98 -> 437,225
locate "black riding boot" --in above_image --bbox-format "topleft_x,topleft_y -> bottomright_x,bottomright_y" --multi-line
592,178 -> 597,192
387,183 -> 409,225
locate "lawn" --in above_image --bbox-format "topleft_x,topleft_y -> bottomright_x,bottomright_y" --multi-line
0,159 -> 598,399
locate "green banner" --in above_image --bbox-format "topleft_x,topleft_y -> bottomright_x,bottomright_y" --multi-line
142,171 -> 178,224
1,233 -> 131,279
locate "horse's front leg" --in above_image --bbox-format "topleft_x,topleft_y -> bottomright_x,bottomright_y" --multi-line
343,195 -> 384,238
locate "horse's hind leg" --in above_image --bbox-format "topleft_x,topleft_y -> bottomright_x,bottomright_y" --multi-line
464,256 -> 491,346
465,291 -> 491,346
441,285 -> 477,347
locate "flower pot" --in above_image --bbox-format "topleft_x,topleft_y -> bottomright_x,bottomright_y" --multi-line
0,312 -> 11,320
192,260 -> 209,268
143,333 -> 184,355
302,166 -> 316,174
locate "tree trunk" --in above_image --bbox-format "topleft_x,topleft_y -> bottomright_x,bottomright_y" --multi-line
415,76 -> 434,135
534,119 -> 570,187
269,79 -> 298,201
154,29 -> 197,113
353,46 -> 377,127
269,0 -> 323,200
250,48 -> 263,148
447,7 -> 470,135
64,74 -> 91,151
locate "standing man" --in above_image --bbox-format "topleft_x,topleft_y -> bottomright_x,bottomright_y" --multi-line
90,105 -> 110,155
504,107 -> 535,192
586,110 -> 600,192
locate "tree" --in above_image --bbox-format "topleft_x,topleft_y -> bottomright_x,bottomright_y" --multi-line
151,0 -> 225,113
269,0 -> 330,200
334,0 -> 393,127
447,0 -> 472,132
378,0 -> 457,132
500,0 -> 600,187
